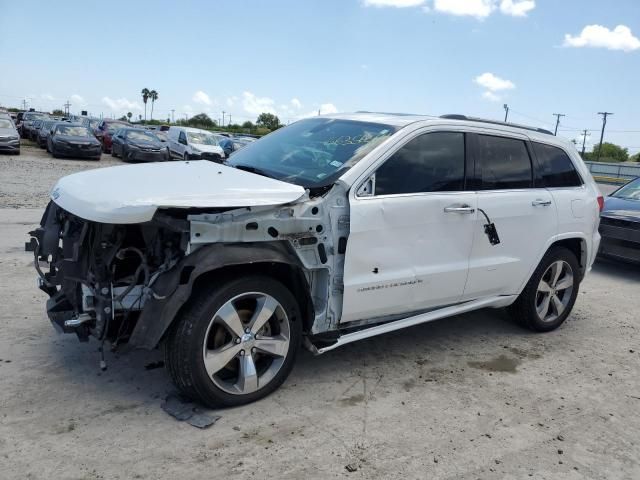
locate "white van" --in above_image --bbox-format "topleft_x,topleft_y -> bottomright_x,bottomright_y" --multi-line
167,126 -> 225,162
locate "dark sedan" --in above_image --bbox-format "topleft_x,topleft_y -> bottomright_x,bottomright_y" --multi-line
47,124 -> 102,160
111,128 -> 169,162
599,177 -> 640,263
36,120 -> 59,148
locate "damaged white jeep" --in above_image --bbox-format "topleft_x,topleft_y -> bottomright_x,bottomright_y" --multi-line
27,113 -> 602,407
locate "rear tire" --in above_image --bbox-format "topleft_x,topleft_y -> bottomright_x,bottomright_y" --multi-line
508,246 -> 580,332
164,275 -> 302,408
183,152 -> 189,161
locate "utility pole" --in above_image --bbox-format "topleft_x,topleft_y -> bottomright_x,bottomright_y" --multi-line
171,109 -> 175,123
552,113 -> 565,136
21,99 -> 28,110
596,112 -> 613,161
64,100 -> 71,117
503,104 -> 509,122
227,114 -> 231,126
580,129 -> 590,158
222,111 -> 226,127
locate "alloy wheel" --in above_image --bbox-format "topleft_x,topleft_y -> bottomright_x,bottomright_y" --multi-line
202,292 -> 290,395
535,260 -> 574,323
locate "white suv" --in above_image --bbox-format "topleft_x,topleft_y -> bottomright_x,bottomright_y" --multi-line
28,113 -> 602,407
167,126 -> 226,162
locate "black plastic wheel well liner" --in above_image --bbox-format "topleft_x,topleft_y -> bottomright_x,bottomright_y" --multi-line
548,237 -> 587,280
128,241 -> 314,350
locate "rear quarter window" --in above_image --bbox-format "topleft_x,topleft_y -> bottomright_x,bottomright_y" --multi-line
532,142 -> 583,188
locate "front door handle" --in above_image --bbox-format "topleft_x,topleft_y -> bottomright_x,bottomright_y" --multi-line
532,199 -> 552,207
444,204 -> 475,214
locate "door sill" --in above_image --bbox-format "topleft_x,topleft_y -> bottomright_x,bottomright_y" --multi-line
313,295 -> 516,354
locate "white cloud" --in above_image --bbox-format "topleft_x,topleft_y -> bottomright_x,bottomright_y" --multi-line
291,98 -> 302,109
101,97 -> 141,111
41,93 -> 55,101
192,90 -> 212,105
226,96 -> 238,107
563,24 -> 640,52
319,103 -> 338,114
363,0 -> 425,7
70,94 -> 86,106
474,72 -> 515,91
482,91 -> 501,102
242,91 -> 277,116
499,0 -> 534,17
432,0 -> 495,19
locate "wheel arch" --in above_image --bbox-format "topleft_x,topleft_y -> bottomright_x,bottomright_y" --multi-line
519,234 -> 588,294
129,242 -> 315,350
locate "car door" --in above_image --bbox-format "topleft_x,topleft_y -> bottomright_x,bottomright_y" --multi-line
341,130 -> 477,324
462,132 -> 558,300
112,130 -> 122,155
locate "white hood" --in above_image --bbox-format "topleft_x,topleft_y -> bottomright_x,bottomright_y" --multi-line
51,160 -> 306,224
193,143 -> 225,156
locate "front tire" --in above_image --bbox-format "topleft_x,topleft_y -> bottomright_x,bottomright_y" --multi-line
508,246 -> 580,332
164,276 -> 302,408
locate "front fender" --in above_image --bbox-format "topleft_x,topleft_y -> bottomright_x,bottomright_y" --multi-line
129,241 -> 305,350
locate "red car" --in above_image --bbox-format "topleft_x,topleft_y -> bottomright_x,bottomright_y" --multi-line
94,120 -> 130,153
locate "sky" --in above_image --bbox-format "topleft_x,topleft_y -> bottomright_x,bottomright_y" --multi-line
0,0 -> 638,153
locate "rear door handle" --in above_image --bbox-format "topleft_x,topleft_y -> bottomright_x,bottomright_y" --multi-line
532,199 -> 552,207
444,204 -> 475,214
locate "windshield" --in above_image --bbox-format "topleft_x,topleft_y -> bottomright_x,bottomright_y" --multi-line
0,119 -> 14,129
612,178 -> 640,201
106,122 -> 128,133
126,130 -> 158,142
187,131 -> 219,145
24,113 -> 47,121
56,125 -> 91,136
227,118 -> 397,188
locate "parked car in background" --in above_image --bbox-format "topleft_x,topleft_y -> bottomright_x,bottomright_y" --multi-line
48,123 -> 102,160
111,128 -> 169,162
599,176 -> 640,263
30,119 -> 46,141
94,119 -> 130,153
0,111 -> 17,128
231,136 -> 256,152
37,120 -> 59,148
167,126 -> 225,162
21,112 -> 49,139
27,113 -> 601,408
216,135 -> 235,157
0,117 -> 20,155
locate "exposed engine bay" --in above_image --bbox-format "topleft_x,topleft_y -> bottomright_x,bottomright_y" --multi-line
27,183 -> 350,353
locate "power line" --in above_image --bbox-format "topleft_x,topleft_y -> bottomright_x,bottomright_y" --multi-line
596,112 -> 614,161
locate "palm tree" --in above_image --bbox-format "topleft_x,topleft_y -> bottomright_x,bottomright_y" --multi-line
149,90 -> 158,121
141,88 -> 150,121
126,112 -> 132,122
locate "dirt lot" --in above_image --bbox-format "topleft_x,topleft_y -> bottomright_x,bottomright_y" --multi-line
1,147 -> 639,479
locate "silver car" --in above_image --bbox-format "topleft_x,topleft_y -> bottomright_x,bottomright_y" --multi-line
0,117 -> 20,154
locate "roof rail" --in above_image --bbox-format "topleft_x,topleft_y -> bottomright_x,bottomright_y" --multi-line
440,114 -> 554,136
355,110 -> 431,117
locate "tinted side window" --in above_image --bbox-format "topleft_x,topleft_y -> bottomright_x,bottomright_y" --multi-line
375,132 -> 465,195
532,142 -> 582,187
179,131 -> 187,143
477,135 -> 532,189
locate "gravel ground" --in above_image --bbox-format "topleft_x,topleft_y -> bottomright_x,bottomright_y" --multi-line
0,147 -> 639,479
